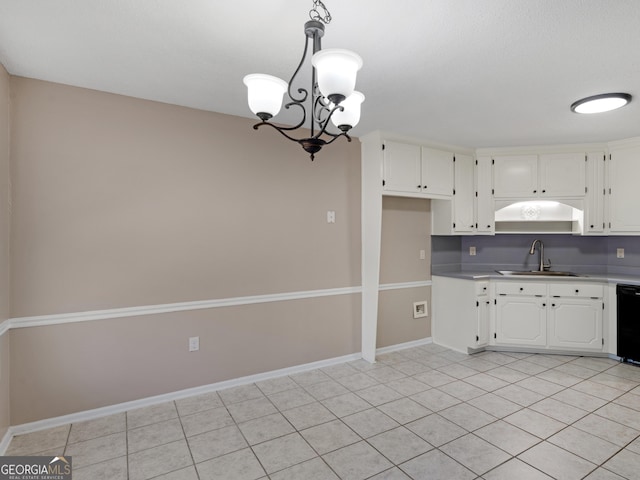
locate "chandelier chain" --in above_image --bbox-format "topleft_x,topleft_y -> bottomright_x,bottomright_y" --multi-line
309,0 -> 332,24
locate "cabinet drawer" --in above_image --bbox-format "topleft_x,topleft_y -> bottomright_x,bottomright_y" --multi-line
495,282 -> 546,296
549,283 -> 604,299
475,282 -> 489,296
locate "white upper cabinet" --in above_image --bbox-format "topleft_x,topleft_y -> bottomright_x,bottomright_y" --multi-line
538,153 -> 586,197
608,142 -> 640,233
493,153 -> 586,198
475,156 -> 494,233
431,153 -> 477,235
452,154 -> 475,232
381,140 -> 453,198
382,141 -> 421,194
421,147 -> 454,197
584,151 -> 606,234
493,155 -> 538,198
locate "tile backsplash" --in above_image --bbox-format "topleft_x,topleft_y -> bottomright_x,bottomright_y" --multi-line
432,234 -> 640,275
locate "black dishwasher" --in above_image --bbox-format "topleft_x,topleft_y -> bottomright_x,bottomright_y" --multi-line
617,284 -> 640,363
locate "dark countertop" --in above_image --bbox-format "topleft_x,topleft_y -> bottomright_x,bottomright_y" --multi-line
432,270 -> 640,286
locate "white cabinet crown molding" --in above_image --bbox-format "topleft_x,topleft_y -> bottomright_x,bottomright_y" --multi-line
475,142 -> 609,156
359,130 -> 474,156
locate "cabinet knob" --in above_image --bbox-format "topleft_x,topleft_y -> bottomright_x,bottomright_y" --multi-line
519,287 -> 524,291
417,185 -> 422,189
543,303 -> 546,307
590,225 -> 594,228
487,225 -> 491,228
423,185 -> 428,189
575,289 -> 579,293
533,190 -> 537,193
552,303 -> 556,307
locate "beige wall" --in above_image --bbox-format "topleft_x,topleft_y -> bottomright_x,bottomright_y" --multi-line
0,64 -> 10,437
10,295 -> 360,424
6,77 -> 431,424
8,77 -> 363,423
377,197 -> 431,347
10,77 -> 361,317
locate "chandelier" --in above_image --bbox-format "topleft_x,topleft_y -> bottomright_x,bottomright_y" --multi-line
243,0 -> 364,161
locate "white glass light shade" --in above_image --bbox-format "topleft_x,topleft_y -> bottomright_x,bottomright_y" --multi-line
331,91 -> 365,129
571,93 -> 632,114
312,49 -> 363,103
243,74 -> 288,118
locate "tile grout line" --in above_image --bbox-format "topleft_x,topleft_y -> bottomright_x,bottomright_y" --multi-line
6,346 -> 640,480
175,399 -> 201,480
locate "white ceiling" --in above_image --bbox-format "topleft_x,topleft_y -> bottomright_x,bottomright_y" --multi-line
0,0 -> 639,148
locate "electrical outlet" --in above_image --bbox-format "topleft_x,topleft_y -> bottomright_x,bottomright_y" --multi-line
413,301 -> 428,319
469,246 -> 477,256
327,211 -> 336,223
419,249 -> 426,260
189,336 -> 200,352
617,248 -> 625,259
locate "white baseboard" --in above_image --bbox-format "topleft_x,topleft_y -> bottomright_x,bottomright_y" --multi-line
375,337 -> 433,355
0,428 -> 12,455
1,336 -> 433,452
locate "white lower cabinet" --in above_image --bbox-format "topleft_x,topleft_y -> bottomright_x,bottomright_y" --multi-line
495,296 -> 547,347
493,281 -> 604,352
547,283 -> 604,351
548,299 -> 602,350
432,276 -> 489,353
476,291 -> 490,347
433,276 -> 606,355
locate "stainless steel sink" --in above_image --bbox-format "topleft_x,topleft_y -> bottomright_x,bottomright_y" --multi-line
497,270 -> 584,277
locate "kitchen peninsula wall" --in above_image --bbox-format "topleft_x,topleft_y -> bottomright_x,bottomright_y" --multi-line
432,234 -> 640,276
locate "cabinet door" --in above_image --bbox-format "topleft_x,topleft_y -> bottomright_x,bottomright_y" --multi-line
609,146 -> 640,232
548,299 -> 602,351
476,297 -> 490,347
493,155 -> 538,198
476,156 -> 494,233
539,153 -> 587,197
584,152 -> 606,233
495,296 -> 547,346
453,154 -> 475,233
421,147 -> 453,197
383,141 -> 421,193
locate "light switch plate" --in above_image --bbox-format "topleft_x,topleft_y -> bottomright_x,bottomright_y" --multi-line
469,246 -> 477,256
617,248 -> 625,259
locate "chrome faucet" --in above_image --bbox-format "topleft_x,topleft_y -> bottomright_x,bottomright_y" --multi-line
529,239 -> 551,271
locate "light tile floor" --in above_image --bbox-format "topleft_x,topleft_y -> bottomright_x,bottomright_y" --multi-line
7,344 -> 640,480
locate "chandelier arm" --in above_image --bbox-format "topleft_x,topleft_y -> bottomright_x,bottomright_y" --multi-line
275,101 -> 307,131
286,35 -> 312,104
313,96 -> 330,124
323,132 -> 352,145
311,104 -> 344,139
252,120 -> 309,143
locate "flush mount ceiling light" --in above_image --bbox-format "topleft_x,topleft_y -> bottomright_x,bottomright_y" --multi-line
570,93 -> 632,114
243,0 -> 363,160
